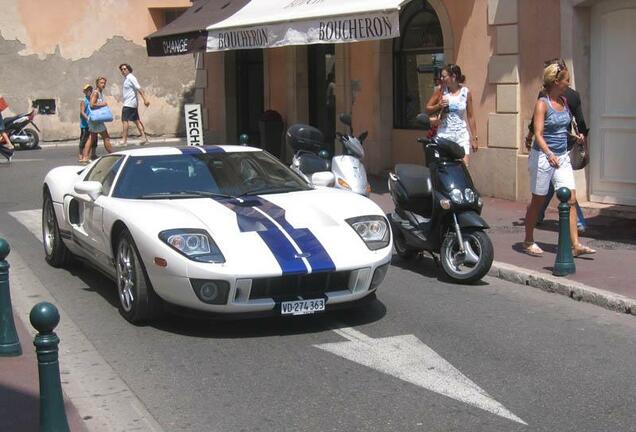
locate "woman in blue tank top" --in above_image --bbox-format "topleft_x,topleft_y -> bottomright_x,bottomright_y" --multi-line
523,63 -> 595,257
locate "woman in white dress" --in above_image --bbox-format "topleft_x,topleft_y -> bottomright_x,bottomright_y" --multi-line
426,64 -> 478,165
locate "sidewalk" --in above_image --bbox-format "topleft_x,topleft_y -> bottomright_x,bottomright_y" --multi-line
0,315 -> 88,432
369,175 -> 636,315
37,135 -> 186,149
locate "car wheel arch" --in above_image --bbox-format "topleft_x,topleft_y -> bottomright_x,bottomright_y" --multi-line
111,221 -> 129,258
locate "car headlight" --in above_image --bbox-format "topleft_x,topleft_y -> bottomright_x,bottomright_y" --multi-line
346,216 -> 390,250
158,229 -> 225,263
464,188 -> 475,203
449,188 -> 463,204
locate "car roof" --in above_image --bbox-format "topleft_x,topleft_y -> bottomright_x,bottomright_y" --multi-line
112,145 -> 263,157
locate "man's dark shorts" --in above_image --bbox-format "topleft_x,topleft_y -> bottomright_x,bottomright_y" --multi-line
79,127 -> 98,152
122,106 -> 140,122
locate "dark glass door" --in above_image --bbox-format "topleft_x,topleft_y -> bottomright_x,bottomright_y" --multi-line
308,44 -> 335,155
236,49 -> 263,145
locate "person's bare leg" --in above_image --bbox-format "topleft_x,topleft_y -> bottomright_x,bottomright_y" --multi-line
102,131 -> 113,153
122,120 -> 129,145
524,194 -> 546,244
569,189 -> 579,247
81,134 -> 94,161
135,120 -> 148,143
1,132 -> 13,149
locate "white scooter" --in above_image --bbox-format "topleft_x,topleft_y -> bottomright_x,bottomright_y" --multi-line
287,113 -> 370,196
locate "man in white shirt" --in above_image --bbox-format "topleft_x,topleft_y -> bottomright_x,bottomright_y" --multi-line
119,63 -> 150,145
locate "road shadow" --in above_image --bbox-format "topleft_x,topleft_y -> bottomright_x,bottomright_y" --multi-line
151,296 -> 387,339
391,253 -> 489,286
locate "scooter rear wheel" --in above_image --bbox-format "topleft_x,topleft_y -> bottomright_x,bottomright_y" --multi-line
440,228 -> 493,283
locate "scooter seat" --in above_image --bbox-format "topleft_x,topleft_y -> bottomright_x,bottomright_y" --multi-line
395,164 -> 432,199
298,153 -> 330,175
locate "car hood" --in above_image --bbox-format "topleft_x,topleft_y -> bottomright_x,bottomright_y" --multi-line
112,188 -> 389,275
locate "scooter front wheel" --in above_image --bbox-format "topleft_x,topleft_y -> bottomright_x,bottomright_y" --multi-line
440,229 -> 493,283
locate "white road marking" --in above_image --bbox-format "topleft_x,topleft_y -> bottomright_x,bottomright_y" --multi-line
317,327 -> 527,425
9,209 -> 42,240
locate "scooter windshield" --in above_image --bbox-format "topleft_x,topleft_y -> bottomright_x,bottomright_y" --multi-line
436,163 -> 473,193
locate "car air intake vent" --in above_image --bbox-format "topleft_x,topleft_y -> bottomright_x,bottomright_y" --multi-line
250,271 -> 351,300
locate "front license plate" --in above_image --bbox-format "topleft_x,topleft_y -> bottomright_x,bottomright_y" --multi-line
281,298 -> 325,316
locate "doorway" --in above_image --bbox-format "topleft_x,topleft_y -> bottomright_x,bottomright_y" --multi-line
236,49 -> 264,146
308,44 -> 336,155
589,0 -> 636,205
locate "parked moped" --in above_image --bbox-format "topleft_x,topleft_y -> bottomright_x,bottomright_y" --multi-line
388,113 -> 493,283
287,113 -> 370,195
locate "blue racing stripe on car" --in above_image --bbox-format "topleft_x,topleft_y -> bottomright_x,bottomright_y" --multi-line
202,145 -> 225,153
178,146 -> 205,154
219,200 -> 308,275
254,198 -> 336,273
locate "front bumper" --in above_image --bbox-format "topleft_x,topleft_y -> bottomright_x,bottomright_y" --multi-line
148,260 -> 391,315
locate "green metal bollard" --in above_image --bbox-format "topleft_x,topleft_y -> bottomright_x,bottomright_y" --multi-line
30,302 -> 70,432
553,187 -> 576,276
0,237 -> 22,356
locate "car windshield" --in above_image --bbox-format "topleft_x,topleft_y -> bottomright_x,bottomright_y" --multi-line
112,150 -> 311,199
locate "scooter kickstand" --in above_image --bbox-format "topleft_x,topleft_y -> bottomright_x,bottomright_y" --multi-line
426,250 -> 440,267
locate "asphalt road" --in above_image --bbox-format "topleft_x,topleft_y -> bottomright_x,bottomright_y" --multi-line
2,145 -> 636,432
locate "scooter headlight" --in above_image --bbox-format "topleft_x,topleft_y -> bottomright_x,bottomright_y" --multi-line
449,188 -> 463,204
464,188 -> 475,203
346,216 -> 390,250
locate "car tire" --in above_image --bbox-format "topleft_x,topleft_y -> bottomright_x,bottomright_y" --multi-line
42,190 -> 71,267
115,230 -> 161,324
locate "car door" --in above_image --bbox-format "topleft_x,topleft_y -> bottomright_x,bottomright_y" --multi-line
69,156 -> 124,269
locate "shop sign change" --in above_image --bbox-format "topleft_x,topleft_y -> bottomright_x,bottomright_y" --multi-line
184,104 -> 204,146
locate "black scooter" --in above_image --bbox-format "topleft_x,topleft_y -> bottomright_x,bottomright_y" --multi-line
388,113 -> 493,283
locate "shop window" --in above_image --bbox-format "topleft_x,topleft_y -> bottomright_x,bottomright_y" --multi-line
32,99 -> 56,115
393,0 -> 444,129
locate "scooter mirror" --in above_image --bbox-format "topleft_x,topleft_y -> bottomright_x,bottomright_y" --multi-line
311,171 -> 335,187
415,113 -> 432,130
359,131 -> 368,142
339,113 -> 352,127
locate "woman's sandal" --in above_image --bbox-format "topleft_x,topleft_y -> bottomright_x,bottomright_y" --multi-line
573,244 -> 596,257
522,241 -> 543,257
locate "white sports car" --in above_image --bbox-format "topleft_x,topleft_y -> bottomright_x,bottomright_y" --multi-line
42,146 -> 392,323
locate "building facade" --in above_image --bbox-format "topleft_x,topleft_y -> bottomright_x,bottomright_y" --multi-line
0,0 -> 196,141
190,0 -> 635,206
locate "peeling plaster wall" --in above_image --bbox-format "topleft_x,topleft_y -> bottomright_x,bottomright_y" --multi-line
0,0 -> 194,141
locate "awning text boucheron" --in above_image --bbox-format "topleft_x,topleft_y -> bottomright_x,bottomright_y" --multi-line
217,28 -> 268,50
318,16 -> 393,41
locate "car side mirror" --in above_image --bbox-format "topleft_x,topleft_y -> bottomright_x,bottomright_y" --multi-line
74,181 -> 103,201
415,113 -> 432,130
311,171 -> 335,187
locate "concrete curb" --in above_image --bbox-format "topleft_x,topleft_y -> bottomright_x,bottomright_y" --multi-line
489,261 -> 636,316
37,137 -> 185,149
